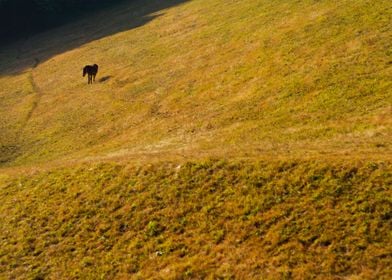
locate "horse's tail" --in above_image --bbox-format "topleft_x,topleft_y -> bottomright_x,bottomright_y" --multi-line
83,67 -> 87,77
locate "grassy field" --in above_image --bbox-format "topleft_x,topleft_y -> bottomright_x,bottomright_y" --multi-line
0,0 -> 390,167
0,0 -> 391,278
1,160 -> 391,279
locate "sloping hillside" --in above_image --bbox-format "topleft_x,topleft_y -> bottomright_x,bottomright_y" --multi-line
0,0 -> 391,279
1,160 -> 391,279
0,0 -> 390,167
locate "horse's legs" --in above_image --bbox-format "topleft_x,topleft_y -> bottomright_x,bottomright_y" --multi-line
93,74 -> 96,82
88,74 -> 92,84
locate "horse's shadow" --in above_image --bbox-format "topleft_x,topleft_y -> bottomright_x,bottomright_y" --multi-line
99,75 -> 112,83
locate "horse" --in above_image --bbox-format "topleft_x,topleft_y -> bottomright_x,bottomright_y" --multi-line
83,64 -> 99,84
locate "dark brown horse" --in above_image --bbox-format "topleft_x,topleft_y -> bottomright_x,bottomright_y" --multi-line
83,64 -> 99,84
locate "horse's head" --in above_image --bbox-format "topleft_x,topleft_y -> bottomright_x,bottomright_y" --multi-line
83,66 -> 87,77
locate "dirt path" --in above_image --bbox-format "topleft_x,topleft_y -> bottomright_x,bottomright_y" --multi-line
25,58 -> 41,123
0,57 -> 42,165
16,58 -> 42,138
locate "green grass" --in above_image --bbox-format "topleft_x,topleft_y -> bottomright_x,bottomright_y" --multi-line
0,0 -> 391,167
0,160 -> 391,278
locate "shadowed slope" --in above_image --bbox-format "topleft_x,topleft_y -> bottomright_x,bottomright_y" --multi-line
0,0 -> 189,76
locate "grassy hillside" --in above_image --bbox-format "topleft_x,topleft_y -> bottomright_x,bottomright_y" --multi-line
1,160 -> 391,279
0,0 -> 391,278
0,0 -> 390,167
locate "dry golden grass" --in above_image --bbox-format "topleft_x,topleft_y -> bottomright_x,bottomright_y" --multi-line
0,0 -> 391,167
0,0 -> 391,278
1,160 -> 391,279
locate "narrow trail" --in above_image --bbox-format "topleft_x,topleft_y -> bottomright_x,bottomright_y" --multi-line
1,57 -> 42,165
16,58 -> 42,139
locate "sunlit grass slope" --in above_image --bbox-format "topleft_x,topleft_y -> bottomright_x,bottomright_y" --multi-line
1,160 -> 391,279
0,1 -> 391,278
0,0 -> 391,167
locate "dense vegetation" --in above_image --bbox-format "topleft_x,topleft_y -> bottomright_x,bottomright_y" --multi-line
0,0 -> 125,41
1,160 -> 391,279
